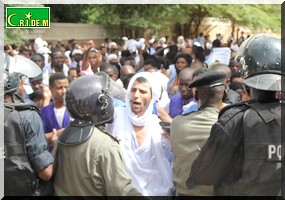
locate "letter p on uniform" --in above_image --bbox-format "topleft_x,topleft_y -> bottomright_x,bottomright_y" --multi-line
267,144 -> 282,161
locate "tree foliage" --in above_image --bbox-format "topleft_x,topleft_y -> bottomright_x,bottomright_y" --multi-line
45,4 -> 90,23
5,4 -> 280,44
80,4 -> 281,39
211,4 -> 281,33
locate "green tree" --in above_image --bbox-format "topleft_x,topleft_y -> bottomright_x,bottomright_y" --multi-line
82,4 -> 280,40
211,4 -> 281,35
45,4 -> 90,23
83,5 -> 167,38
9,4 -> 279,44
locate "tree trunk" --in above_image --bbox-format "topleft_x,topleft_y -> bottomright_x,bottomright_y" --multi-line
132,29 -> 135,39
236,27 -> 240,41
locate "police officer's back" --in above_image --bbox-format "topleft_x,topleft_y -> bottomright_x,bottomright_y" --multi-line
186,34 -> 284,196
171,70 -> 226,196
54,72 -> 142,196
4,54 -> 54,196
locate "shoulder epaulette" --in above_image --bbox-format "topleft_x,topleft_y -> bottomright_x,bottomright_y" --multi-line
4,103 -> 40,115
218,100 -> 256,118
96,125 -> 120,144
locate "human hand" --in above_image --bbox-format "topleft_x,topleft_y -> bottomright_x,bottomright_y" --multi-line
137,46 -> 142,54
56,128 -> 64,136
50,129 -> 59,157
162,130 -> 170,141
42,85 -> 51,99
49,128 -> 58,149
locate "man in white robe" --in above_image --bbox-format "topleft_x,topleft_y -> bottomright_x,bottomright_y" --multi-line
106,72 -> 174,196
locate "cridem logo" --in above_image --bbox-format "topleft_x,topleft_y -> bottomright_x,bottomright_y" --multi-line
6,7 -> 50,28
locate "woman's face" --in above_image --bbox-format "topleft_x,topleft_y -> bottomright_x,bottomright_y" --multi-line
175,57 -> 188,73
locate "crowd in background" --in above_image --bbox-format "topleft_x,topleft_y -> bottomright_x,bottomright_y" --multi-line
4,30 -> 251,105
5,30 -> 283,196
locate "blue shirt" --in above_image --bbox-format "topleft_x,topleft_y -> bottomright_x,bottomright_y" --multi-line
169,94 -> 196,118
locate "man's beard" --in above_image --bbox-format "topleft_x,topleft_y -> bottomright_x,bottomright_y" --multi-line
53,63 -> 64,71
34,91 -> 43,99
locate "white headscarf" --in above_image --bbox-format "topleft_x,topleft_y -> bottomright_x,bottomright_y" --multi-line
125,72 -> 156,127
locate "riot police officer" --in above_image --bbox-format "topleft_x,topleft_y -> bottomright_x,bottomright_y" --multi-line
186,34 -> 284,196
54,72 -> 142,196
4,54 -> 54,196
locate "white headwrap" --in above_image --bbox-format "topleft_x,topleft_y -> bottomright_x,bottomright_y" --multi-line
125,72 -> 156,127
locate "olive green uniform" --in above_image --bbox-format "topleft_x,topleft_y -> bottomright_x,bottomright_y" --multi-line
170,107 -> 219,196
54,127 -> 141,196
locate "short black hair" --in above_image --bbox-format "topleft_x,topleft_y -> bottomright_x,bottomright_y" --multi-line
121,50 -> 131,57
31,53 -> 45,62
174,53 -> 193,67
51,48 -> 64,58
122,73 -> 135,89
100,63 -> 119,77
49,72 -> 67,87
229,82 -> 244,92
144,58 -> 157,68
165,51 -> 178,63
19,45 -> 32,56
68,68 -> 77,75
192,46 -> 205,62
212,39 -> 221,48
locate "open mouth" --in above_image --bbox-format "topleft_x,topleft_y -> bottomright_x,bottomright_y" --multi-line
132,101 -> 141,108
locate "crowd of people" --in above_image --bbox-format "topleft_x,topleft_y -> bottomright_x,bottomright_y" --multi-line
3,31 -> 284,197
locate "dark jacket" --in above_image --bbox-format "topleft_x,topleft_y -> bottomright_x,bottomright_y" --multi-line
187,99 -> 283,196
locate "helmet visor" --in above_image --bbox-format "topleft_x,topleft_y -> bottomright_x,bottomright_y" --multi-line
96,71 -> 126,102
11,55 -> 42,78
244,73 -> 283,91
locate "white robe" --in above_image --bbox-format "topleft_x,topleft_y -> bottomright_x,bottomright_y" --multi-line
106,107 -> 173,196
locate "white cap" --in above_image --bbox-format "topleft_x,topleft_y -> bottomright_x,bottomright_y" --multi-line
72,49 -> 83,56
193,41 -> 201,47
107,54 -> 118,61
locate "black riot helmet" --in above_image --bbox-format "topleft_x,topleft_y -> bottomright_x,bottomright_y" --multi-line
4,54 -> 20,94
4,53 -> 42,100
65,72 -> 114,126
236,34 -> 284,91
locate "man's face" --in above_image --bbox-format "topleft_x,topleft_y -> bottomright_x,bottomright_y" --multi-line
31,55 -> 45,69
49,79 -> 69,103
230,64 -> 240,73
69,69 -> 78,80
104,68 -> 117,81
88,51 -> 101,66
73,54 -> 82,62
179,77 -> 193,100
30,79 -> 43,95
100,47 -> 107,56
130,80 -> 152,117
52,52 -> 65,69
